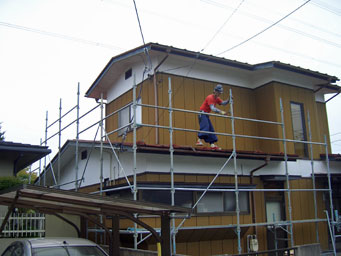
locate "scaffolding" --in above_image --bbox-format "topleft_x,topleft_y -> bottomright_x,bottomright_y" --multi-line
39,76 -> 337,255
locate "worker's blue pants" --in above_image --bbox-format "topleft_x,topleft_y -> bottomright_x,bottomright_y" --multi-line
198,113 -> 218,144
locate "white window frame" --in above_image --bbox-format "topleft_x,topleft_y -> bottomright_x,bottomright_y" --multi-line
118,97 -> 142,136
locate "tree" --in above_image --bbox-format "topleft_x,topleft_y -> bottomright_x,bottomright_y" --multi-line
0,122 -> 5,141
17,167 -> 38,184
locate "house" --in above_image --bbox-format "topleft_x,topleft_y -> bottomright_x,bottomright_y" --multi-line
42,43 -> 341,255
0,141 -> 50,253
0,141 -> 50,178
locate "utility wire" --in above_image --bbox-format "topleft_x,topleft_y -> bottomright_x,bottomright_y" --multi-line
0,21 -> 124,51
132,0 -> 146,46
201,0 -> 246,52
311,0 -> 341,17
142,0 -> 247,141
132,0 -> 152,72
217,0 -> 311,55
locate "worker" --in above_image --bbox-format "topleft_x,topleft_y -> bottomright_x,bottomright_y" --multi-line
196,84 -> 229,150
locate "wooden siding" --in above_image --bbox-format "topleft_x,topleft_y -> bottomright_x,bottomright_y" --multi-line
286,178 -> 328,250
105,74 -> 330,157
270,82 -> 331,158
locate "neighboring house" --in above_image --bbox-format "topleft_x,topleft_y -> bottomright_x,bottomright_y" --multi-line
0,141 -> 50,252
0,141 -> 50,178
42,43 -> 341,255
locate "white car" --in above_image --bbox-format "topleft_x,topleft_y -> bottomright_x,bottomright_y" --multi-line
1,237 -> 109,256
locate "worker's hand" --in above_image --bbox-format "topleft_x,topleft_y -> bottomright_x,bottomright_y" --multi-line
220,111 -> 226,115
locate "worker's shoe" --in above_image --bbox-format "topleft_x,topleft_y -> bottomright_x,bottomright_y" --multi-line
210,144 -> 221,150
196,139 -> 203,146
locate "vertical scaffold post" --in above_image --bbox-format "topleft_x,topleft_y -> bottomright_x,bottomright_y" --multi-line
279,98 -> 294,247
168,77 -> 176,254
230,89 -> 241,254
325,135 -> 335,242
39,138 -> 42,186
307,112 -> 319,242
44,111 -> 48,187
100,93 -> 104,195
58,98 -> 62,186
133,75 -> 138,249
75,83 -> 80,191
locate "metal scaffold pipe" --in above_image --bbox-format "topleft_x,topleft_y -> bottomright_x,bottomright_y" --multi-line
279,98 -> 294,247
58,98 -> 62,186
100,93 -> 104,195
44,111 -> 48,187
168,77 -> 176,254
307,111 -> 319,242
75,83 -> 80,191
230,89 -> 241,254
133,75 -> 138,250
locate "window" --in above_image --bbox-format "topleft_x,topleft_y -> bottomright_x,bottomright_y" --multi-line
118,98 -> 142,136
108,185 -> 250,214
125,68 -> 132,80
290,102 -> 308,157
197,191 -> 250,213
81,150 -> 87,160
142,190 -> 193,208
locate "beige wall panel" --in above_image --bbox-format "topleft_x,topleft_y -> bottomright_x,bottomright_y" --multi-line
176,243 -> 187,255
316,102 -> 331,153
197,216 -> 209,226
255,84 -> 281,153
183,78 -> 197,146
208,215 -> 222,226
159,74 -> 170,145
211,240 -> 223,255
199,240 -> 212,255
172,76 -> 186,146
186,241 -> 200,256
145,173 -> 160,182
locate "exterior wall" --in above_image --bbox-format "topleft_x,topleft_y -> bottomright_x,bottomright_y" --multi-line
106,73 -> 259,151
104,173 -> 329,255
105,74 -> 330,158
0,161 -> 13,177
45,214 -> 80,238
57,143 -> 339,190
52,145 -> 335,255
288,179 -> 328,250
271,82 -> 332,158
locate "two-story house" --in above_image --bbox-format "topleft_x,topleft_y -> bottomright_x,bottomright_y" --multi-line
42,43 -> 341,255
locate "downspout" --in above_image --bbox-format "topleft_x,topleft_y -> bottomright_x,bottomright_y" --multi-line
153,54 -> 169,144
250,155 -> 270,234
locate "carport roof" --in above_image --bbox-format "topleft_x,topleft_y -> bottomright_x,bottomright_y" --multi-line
0,184 -> 191,216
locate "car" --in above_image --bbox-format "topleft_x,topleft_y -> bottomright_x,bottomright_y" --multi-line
1,237 -> 109,256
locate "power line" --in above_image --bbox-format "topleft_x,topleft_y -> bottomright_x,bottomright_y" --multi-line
132,0 -> 146,46
311,0 -> 341,17
217,0 -> 311,55
331,132 -> 341,137
132,0 -> 152,72
0,21 -> 124,51
201,0 -> 246,52
202,0 -> 341,50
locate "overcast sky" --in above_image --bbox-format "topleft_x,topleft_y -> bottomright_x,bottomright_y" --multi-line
0,0 -> 340,156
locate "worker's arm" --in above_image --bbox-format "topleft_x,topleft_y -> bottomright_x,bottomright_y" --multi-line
209,104 -> 226,115
221,99 -> 229,105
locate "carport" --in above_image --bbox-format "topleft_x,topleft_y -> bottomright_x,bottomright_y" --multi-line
0,184 -> 191,256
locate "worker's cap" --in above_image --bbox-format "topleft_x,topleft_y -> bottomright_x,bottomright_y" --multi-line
214,84 -> 223,93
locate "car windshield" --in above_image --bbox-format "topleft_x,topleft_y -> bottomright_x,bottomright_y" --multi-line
32,246 -> 107,256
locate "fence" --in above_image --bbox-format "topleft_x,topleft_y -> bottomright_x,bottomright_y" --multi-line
0,213 -> 45,238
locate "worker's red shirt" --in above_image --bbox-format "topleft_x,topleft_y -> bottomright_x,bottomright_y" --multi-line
200,94 -> 222,113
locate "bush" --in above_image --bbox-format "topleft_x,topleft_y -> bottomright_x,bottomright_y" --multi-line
0,176 -> 24,191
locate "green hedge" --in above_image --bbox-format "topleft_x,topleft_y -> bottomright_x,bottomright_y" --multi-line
0,176 -> 24,191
